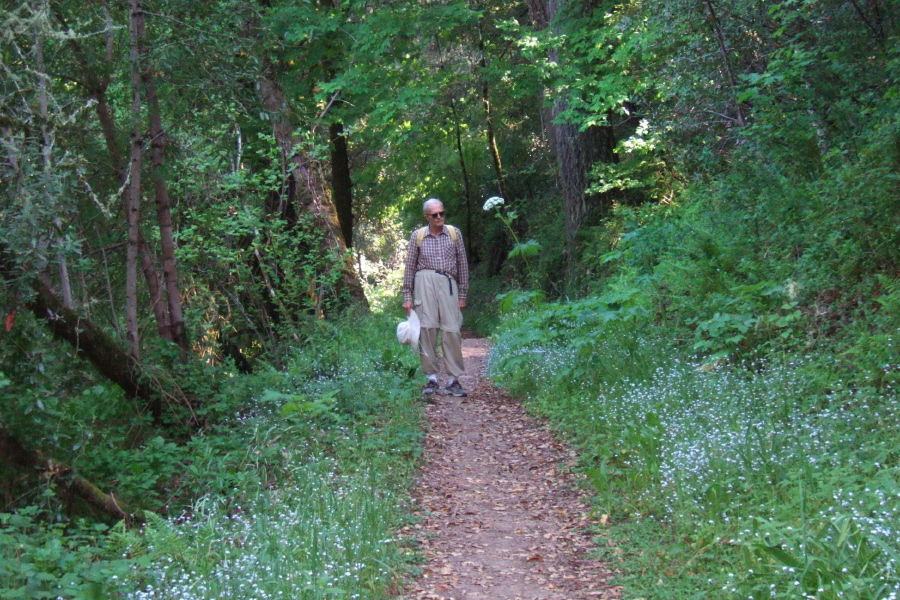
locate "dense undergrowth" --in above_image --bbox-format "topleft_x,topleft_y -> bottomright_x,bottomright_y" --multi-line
487,151 -> 900,598
484,29 -> 900,595
0,312 -> 423,599
490,313 -> 899,599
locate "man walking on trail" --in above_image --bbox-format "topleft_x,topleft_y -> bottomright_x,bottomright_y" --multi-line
402,198 -> 470,397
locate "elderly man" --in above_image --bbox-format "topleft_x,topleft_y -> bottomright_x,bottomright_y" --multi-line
402,199 -> 470,397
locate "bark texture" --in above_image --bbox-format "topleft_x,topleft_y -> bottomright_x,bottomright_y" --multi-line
132,0 -> 190,358
29,276 -> 158,409
258,76 -> 368,310
126,0 -> 144,359
527,0 -> 618,280
330,121 -> 354,248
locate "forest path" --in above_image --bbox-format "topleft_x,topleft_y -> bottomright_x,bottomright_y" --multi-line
401,338 -> 622,600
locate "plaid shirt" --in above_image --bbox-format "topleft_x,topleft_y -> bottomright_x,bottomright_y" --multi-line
402,226 -> 469,303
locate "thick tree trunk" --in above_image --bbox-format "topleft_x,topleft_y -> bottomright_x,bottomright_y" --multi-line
552,102 -> 617,278
257,76 -> 368,311
527,0 -> 618,280
329,121 -> 354,248
0,423 -> 145,523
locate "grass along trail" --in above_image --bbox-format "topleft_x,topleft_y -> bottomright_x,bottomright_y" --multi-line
401,338 -> 621,600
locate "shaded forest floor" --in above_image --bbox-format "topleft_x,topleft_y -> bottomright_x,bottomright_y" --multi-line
401,338 -> 622,600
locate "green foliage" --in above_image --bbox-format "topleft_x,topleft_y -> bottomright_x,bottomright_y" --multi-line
490,308 -> 900,599
483,197 -> 549,291
4,0 -> 900,599
687,281 -> 806,359
0,311 -> 423,597
0,508 -> 141,599
739,514 -> 895,600
123,463 -> 404,600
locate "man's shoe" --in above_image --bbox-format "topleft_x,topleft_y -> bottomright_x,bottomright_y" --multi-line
445,380 -> 467,397
423,380 -> 439,395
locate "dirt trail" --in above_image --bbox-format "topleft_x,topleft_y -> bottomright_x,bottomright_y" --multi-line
402,338 -> 622,600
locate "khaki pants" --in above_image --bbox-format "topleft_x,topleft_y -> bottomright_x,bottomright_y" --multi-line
414,270 -> 464,378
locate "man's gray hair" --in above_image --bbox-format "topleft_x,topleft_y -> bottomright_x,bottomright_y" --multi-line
423,198 -> 443,214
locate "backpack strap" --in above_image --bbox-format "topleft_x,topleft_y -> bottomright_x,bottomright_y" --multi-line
416,225 -> 459,247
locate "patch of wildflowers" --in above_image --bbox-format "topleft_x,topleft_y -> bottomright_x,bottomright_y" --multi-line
489,306 -> 900,599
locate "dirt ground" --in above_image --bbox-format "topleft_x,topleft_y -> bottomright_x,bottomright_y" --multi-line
400,338 -> 623,600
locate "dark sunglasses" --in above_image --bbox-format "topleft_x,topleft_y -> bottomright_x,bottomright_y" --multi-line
428,211 -> 445,218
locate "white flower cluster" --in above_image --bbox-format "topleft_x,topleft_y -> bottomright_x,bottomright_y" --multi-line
483,196 -> 504,211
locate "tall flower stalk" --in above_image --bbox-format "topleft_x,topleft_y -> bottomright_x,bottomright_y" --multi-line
483,196 -> 543,293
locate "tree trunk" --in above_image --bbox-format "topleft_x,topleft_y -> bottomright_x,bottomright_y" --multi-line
132,0 -> 190,359
140,234 -> 171,341
329,121 -> 354,248
477,20 -> 508,202
0,423 -> 145,523
126,0 -> 143,360
257,76 -> 368,311
60,4 -> 182,350
28,276 -> 158,409
526,0 -> 618,281
704,0 -> 746,127
553,102 -> 617,279
449,98 -> 474,259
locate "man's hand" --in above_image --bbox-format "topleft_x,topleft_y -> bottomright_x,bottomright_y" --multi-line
403,300 -> 413,315
459,299 -> 467,309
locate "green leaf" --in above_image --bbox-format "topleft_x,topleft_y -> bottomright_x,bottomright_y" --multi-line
508,239 -> 541,259
757,544 -> 803,569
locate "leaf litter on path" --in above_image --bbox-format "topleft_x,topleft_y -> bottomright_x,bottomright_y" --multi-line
400,338 -> 622,600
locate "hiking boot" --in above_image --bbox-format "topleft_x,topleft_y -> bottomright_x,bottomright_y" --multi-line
423,380 -> 439,396
445,380 -> 468,397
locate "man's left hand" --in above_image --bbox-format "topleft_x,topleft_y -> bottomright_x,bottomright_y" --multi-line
459,300 -> 467,309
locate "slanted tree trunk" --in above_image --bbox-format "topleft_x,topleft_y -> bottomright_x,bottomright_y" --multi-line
704,0 -> 746,127
0,423 -> 145,523
329,121 -> 354,248
29,276 -> 158,409
258,76 -> 368,311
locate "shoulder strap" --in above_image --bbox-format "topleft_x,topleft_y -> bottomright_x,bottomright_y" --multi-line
416,225 -> 459,247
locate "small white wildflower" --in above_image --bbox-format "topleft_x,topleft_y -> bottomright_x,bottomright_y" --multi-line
483,196 -> 504,211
